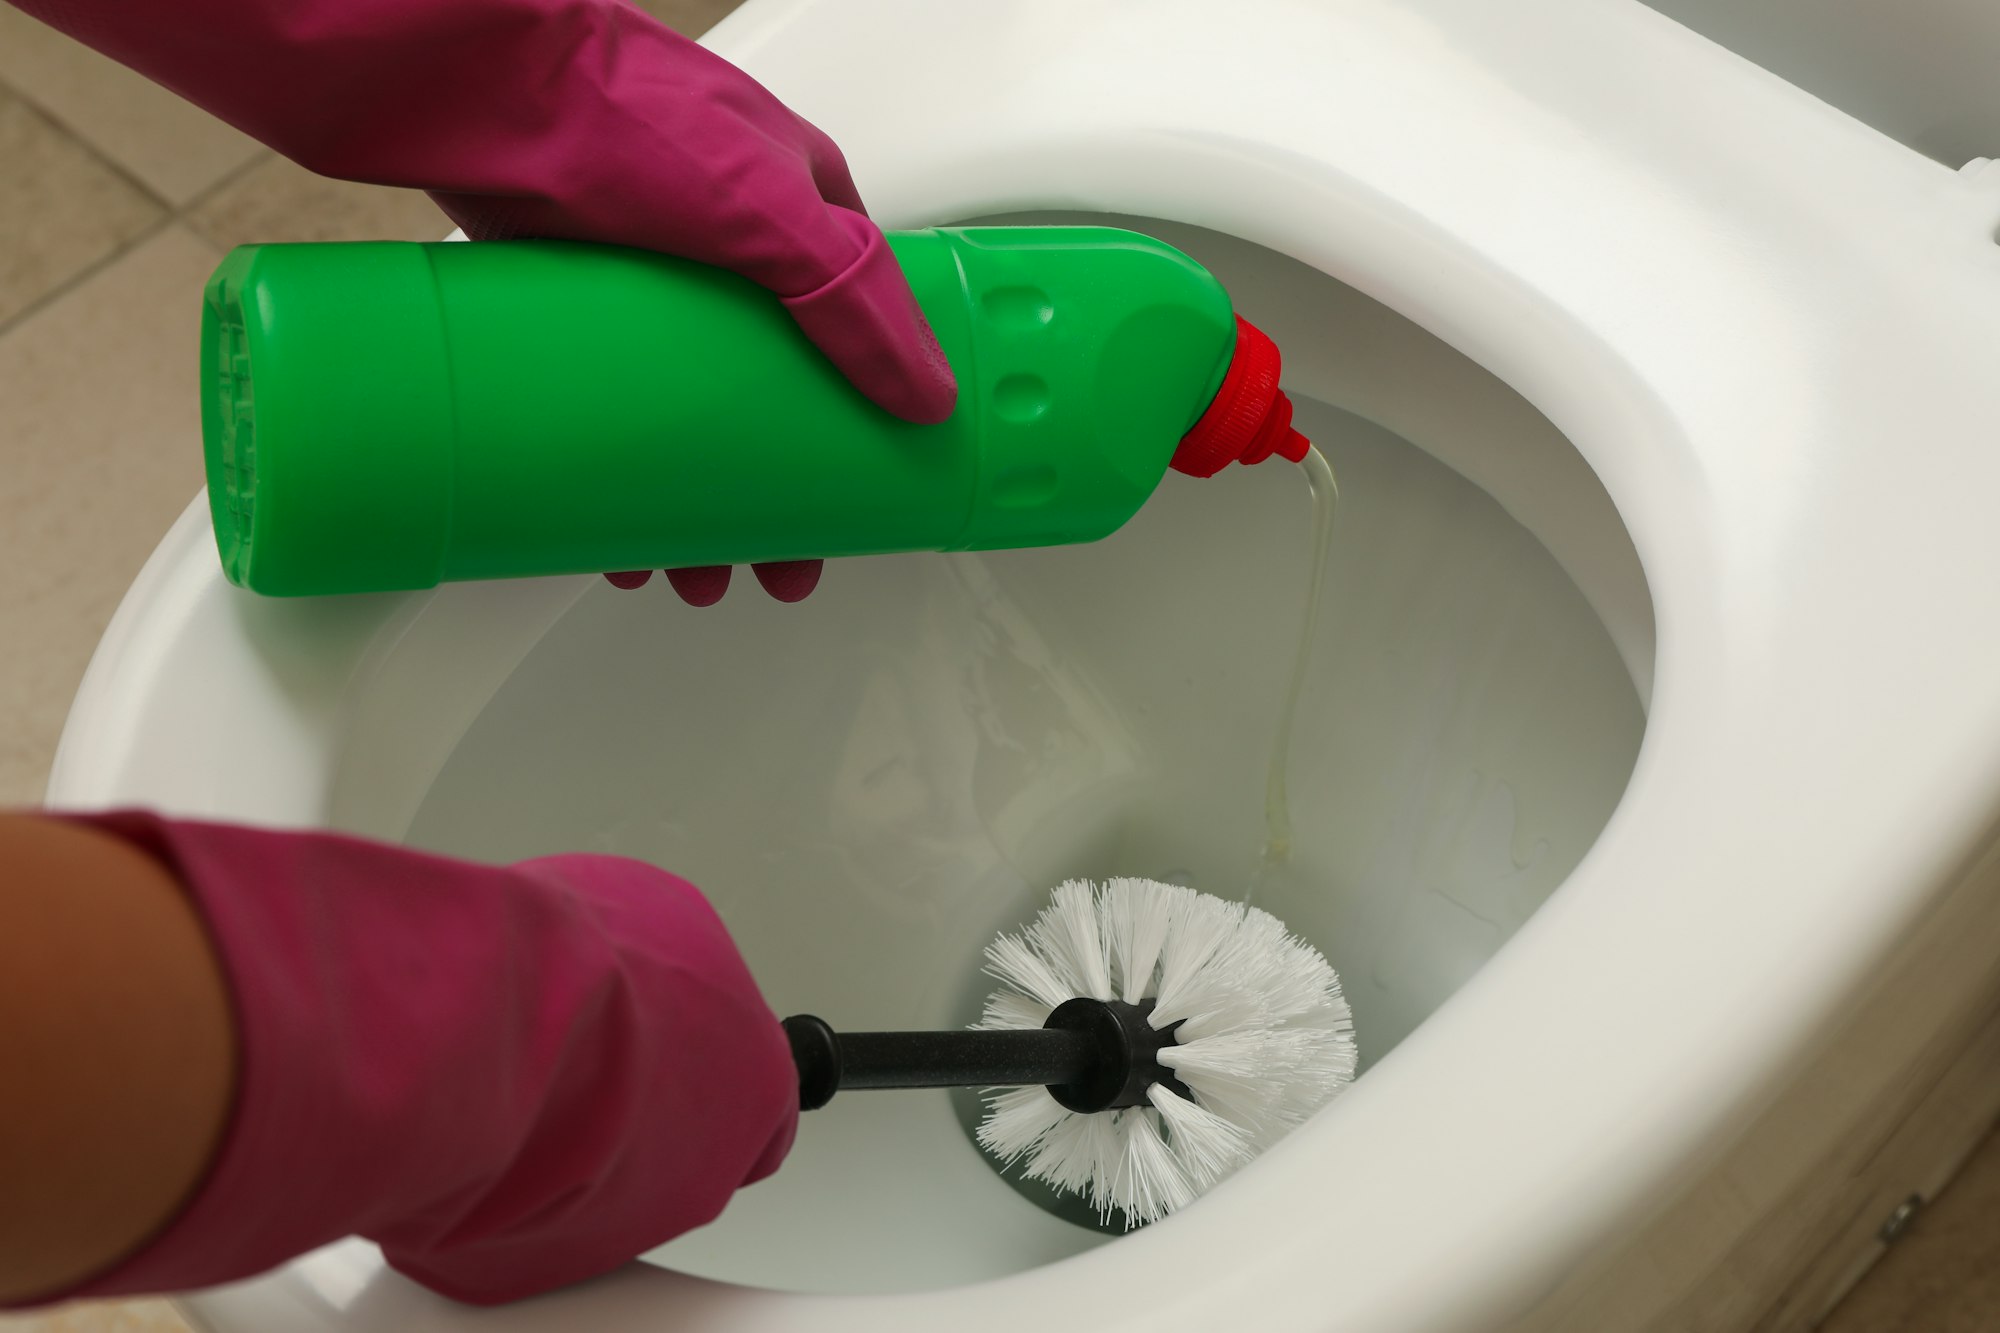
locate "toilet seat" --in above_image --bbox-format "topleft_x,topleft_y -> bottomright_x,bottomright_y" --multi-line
49,1 -> 2000,1330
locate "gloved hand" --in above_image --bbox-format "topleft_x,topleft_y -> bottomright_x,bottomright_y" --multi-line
37,812 -> 796,1306
10,0 -> 958,605
605,558 -> 823,606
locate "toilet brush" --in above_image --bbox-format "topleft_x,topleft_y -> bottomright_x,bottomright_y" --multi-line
782,877 -> 1357,1226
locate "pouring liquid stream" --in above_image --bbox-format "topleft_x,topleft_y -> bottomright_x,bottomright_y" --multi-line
1246,446 -> 1337,906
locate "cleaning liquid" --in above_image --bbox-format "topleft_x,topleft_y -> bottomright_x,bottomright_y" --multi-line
199,227 -> 1310,596
1247,446 -> 1337,907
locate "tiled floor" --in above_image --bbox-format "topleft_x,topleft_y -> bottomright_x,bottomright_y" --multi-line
0,3 -> 1995,1331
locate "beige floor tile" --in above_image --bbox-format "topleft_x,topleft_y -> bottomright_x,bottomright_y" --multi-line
633,0 -> 747,34
0,1298 -> 192,1333
0,89 -> 162,329
185,153 -> 451,250
0,7 -> 262,207
1821,1122 -> 2000,1332
0,225 -> 217,804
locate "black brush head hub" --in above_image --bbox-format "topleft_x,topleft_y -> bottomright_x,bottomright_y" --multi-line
1042,996 -> 1191,1113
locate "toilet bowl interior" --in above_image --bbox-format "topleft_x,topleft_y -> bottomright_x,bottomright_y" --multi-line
329,217 -> 1651,1294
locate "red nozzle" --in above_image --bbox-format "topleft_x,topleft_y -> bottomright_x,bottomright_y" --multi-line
1170,316 -> 1311,478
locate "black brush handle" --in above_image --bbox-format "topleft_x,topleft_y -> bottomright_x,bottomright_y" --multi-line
782,999 -> 1187,1113
783,1016 -> 1093,1108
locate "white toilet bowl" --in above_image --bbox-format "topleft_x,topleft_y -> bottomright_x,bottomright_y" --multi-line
49,1 -> 2000,1330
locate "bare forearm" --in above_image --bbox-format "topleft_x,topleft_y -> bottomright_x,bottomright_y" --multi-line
0,814 -> 237,1304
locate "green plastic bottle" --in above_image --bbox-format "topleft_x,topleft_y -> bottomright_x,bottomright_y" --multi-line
200,227 -> 1308,596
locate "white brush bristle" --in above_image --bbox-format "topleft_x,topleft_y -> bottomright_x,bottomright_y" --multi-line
975,876 -> 1356,1227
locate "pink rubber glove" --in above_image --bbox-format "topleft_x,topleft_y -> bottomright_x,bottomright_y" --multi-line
10,0 -> 958,604
31,811 -> 797,1306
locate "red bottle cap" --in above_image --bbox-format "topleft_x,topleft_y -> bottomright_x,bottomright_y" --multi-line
1169,316 -> 1311,478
